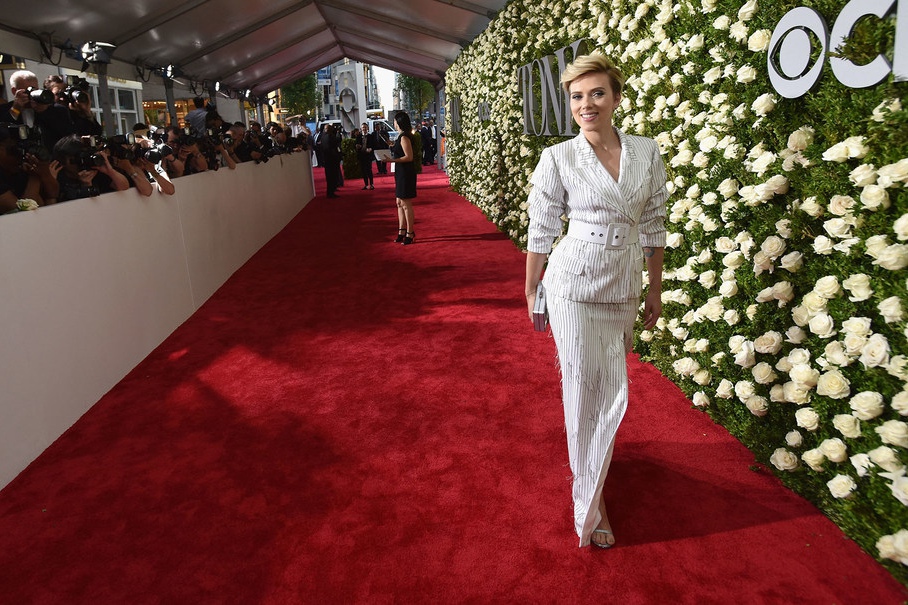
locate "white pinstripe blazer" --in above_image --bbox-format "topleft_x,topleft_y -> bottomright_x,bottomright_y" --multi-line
527,130 -> 668,303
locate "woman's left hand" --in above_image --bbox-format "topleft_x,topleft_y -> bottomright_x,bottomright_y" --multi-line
642,288 -> 662,330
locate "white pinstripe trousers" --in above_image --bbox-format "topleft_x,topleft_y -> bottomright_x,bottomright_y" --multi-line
547,292 -> 638,547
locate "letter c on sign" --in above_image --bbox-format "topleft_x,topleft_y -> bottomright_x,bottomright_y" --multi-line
768,7 -> 829,99
829,0 -> 896,89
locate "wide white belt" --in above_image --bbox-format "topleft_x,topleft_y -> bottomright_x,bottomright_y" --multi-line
567,220 -> 638,249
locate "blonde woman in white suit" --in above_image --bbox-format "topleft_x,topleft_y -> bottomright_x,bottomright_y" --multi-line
525,52 -> 667,549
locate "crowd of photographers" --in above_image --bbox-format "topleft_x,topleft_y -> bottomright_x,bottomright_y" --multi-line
0,69 -> 310,214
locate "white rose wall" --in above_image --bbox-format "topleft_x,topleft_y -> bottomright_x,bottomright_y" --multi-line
444,0 -> 908,583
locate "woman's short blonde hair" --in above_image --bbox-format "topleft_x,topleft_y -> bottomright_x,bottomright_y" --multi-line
560,51 -> 625,96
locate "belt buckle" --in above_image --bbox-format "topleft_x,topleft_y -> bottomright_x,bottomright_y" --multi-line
605,223 -> 629,249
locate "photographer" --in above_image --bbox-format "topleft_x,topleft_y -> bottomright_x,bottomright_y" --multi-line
228,122 -> 261,163
64,78 -> 103,137
53,134 -> 128,202
103,133 -> 154,197
201,112 -> 236,170
0,123 -> 60,212
242,124 -> 269,163
132,125 -> 175,195
162,127 -> 209,178
0,70 -> 74,152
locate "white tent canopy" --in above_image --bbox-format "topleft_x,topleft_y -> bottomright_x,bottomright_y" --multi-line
1,0 -> 508,95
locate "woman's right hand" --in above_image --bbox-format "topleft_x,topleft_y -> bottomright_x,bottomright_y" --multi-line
526,288 -> 536,321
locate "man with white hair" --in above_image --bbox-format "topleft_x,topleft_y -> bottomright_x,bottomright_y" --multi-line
0,70 -> 74,152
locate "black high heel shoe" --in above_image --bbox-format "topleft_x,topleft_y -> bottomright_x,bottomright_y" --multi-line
394,229 -> 406,243
402,231 -> 415,245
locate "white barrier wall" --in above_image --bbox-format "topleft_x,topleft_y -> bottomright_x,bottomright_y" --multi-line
0,153 -> 314,489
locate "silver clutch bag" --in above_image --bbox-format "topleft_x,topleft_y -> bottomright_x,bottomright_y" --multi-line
533,282 -> 548,332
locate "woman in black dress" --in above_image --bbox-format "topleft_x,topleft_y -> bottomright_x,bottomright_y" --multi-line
388,111 -> 417,245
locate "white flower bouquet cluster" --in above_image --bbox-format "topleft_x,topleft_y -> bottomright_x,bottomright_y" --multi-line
445,0 -> 908,579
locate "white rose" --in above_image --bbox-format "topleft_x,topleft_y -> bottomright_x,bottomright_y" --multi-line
850,391 -> 885,420
841,316 -> 872,336
770,384 -> 786,402
779,251 -> 804,272
877,158 -> 908,186
787,126 -> 815,152
795,407 -> 820,431
760,235 -> 786,259
754,331 -> 783,354
775,217 -> 793,236
745,395 -> 769,416
747,29 -> 771,52
823,342 -> 852,367
860,184 -> 890,211
782,381 -> 811,404
692,391 -> 710,407
820,438 -> 848,462
718,178 -> 739,198
799,196 -> 824,217
827,195 -> 855,216
812,236 -> 834,255
842,274 -> 872,302
894,390 -> 908,416
734,380 -> 756,402
860,333 -> 891,369
738,0 -> 758,20
884,472 -> 908,507
672,357 -> 701,376
770,448 -> 799,471
823,217 -> 854,239
894,214 -> 908,241
869,446 -> 904,472
801,448 -> 825,471
693,369 -> 712,386
724,309 -> 741,326
874,244 -> 908,270
723,251 -> 745,269
751,93 -> 776,116
817,369 -> 851,399
865,235 -> 890,258
736,65 -> 757,83
843,332 -> 868,356
849,163 -> 877,187
833,414 -> 862,439
822,141 -> 850,163
787,348 -> 811,366
888,356 -> 908,380
719,280 -> 738,297
699,270 -> 717,289
877,530 -> 908,565
842,136 -> 869,159
877,420 -> 908,448
814,276 -> 841,299
772,282 -> 795,306
752,362 -> 777,384
786,430 -> 803,447
851,453 -> 873,476
808,313 -> 836,338
827,474 -> 857,498
713,15 -> 731,30
703,66 -> 722,85
789,363 -> 820,388
716,379 -> 735,399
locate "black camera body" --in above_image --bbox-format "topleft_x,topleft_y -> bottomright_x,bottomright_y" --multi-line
1,123 -> 52,162
140,143 -> 173,164
26,86 -> 55,105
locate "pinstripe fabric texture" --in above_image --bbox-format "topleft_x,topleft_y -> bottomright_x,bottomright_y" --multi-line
526,129 -> 668,547
548,294 -> 638,546
528,130 -> 667,303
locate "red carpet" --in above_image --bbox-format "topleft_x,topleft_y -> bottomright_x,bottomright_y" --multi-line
0,165 -> 905,604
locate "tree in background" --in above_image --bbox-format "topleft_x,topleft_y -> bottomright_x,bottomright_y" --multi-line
396,75 -> 436,117
280,74 -> 320,119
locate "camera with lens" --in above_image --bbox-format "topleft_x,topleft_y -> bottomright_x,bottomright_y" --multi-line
1,123 -> 52,162
99,133 -> 137,160
139,143 -> 173,164
205,128 -> 233,148
26,86 -> 55,105
178,127 -> 198,146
